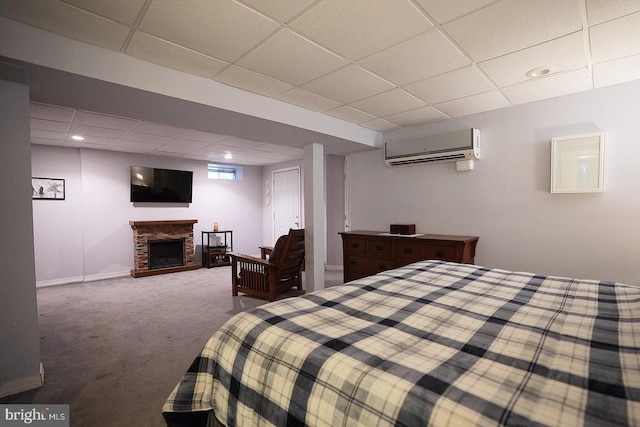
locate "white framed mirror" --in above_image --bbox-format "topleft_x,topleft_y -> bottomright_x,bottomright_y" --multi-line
551,132 -> 604,193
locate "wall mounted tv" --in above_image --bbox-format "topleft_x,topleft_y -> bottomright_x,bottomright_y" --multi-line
130,166 -> 193,203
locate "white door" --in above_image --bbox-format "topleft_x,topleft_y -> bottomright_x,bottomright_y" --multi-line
273,167 -> 301,241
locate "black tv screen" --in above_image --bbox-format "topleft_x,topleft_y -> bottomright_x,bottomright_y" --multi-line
130,166 -> 193,203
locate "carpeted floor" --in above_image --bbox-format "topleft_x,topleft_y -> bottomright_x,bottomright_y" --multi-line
1,267 -> 343,426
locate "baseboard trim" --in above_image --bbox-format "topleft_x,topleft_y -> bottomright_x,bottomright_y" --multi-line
36,271 -> 130,288
83,271 -> 130,283
0,367 -> 44,398
36,276 -> 84,288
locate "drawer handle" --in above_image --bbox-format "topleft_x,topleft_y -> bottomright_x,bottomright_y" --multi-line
350,261 -> 358,265
435,250 -> 445,257
352,243 -> 359,249
378,265 -> 387,271
376,245 -> 384,251
403,248 -> 412,254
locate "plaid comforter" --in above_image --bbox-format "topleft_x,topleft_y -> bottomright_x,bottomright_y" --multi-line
163,260 -> 640,426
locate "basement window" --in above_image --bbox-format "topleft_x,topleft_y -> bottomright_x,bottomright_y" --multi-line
208,164 -> 242,181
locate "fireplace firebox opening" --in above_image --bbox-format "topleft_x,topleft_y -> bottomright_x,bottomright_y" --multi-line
148,239 -> 185,270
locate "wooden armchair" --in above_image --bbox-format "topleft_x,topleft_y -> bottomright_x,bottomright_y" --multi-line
230,229 -> 305,301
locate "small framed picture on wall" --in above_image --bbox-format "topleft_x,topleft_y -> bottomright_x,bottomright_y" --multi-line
32,177 -> 65,200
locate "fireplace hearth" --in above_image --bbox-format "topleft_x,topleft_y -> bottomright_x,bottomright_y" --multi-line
130,220 -> 198,277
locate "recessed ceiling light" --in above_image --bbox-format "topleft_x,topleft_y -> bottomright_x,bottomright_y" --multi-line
525,66 -> 556,78
71,135 -> 85,141
224,153 -> 232,159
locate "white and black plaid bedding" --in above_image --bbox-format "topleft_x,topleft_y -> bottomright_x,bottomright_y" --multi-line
163,260 -> 640,426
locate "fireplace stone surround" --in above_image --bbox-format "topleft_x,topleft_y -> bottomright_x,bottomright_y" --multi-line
129,219 -> 198,277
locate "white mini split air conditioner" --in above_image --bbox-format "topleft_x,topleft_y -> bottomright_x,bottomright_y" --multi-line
384,128 -> 480,167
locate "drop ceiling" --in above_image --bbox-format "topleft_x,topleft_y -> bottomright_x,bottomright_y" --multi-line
1,0 -> 640,165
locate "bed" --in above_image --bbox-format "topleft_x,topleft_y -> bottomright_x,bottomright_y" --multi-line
162,260 -> 640,426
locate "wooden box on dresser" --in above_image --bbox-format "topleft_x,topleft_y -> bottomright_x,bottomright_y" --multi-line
340,230 -> 479,282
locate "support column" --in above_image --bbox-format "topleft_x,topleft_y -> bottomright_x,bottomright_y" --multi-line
304,143 -> 325,293
0,65 -> 43,397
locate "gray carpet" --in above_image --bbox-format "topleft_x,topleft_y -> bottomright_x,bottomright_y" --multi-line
1,267 -> 343,426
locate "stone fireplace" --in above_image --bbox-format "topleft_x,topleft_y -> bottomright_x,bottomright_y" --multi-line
129,219 -> 198,277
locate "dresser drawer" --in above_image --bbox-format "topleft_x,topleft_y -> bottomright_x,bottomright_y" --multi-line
393,241 -> 424,261
344,255 -> 391,282
424,244 -> 457,260
343,237 -> 366,255
366,240 -> 392,257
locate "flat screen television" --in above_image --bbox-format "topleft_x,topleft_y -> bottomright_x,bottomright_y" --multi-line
130,166 -> 193,203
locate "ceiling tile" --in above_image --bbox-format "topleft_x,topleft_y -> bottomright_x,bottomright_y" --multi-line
60,0 -> 147,26
120,132 -> 176,145
435,90 -> 510,117
215,137 -> 264,149
153,143 -> 198,154
404,67 -> 494,104
30,129 -> 65,141
68,124 -> 127,139
360,118 -> 401,132
350,89 -> 426,118
277,88 -> 342,112
237,28 -> 347,85
127,32 -> 229,79
414,0 -> 498,24
590,11 -> 640,63
586,0 -> 640,25
501,68 -> 591,105
29,104 -> 74,122
290,0 -> 433,60
181,130 -> 230,143
359,29 -> 470,85
30,118 -> 69,132
215,65 -> 294,98
302,65 -> 395,104
131,122 -> 188,138
444,0 -> 582,61
115,139 -> 164,150
239,0 -> 318,23
66,134 -> 117,146
479,32 -> 587,88
221,154 -> 269,165
168,139 -> 211,150
324,106 -> 377,124
73,111 -> 139,130
0,0 -> 130,51
110,144 -> 153,154
593,54 -> 640,88
139,0 -> 280,62
384,106 -> 448,126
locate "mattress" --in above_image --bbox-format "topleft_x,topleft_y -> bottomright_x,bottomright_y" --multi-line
163,260 -> 640,426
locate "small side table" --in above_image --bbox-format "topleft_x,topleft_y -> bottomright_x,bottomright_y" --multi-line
202,230 -> 233,268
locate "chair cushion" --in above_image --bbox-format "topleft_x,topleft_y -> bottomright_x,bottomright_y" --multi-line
268,234 -> 287,265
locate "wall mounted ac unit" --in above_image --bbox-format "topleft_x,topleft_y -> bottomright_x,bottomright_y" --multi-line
384,128 -> 480,167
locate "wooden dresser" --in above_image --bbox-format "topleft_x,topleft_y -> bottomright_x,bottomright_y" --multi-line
340,230 -> 479,282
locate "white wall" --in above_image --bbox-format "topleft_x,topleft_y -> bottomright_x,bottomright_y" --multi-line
347,80 -> 640,285
31,145 -> 263,285
326,155 -> 345,267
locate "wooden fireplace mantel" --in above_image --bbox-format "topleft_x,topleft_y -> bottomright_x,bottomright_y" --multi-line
129,219 -> 198,228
